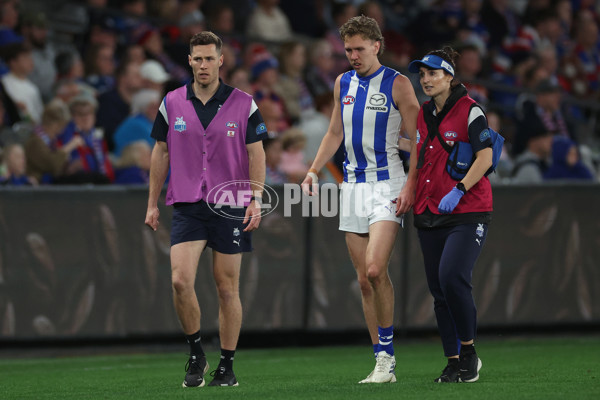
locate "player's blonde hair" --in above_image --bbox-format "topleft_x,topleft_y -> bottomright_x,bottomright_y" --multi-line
339,15 -> 385,57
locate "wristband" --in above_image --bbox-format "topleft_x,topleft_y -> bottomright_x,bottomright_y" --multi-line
456,182 -> 467,195
250,196 -> 261,204
308,167 -> 318,174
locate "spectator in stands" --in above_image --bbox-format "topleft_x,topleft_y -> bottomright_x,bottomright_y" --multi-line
122,0 -> 146,17
359,0 -> 414,68
96,59 -> 143,151
0,142 -> 35,185
85,12 -> 120,49
456,0 -> 490,51
20,10 -> 56,103
480,0 -> 521,52
57,94 -> 114,184
275,41 -> 314,125
0,74 -> 21,127
246,0 -> 293,43
206,3 -> 243,55
544,136 -> 595,181
263,136 -> 287,185
139,59 -> 170,96
164,9 -> 206,72
560,9 -> 600,99
24,99 -> 84,184
0,0 -> 21,51
278,127 -> 308,183
133,23 -> 191,85
553,0 -> 573,58
513,77 -> 575,156
113,139 -> 151,184
325,2 -> 357,76
0,42 -> 43,124
252,50 -> 290,131
304,39 -> 336,98
511,124 -> 553,184
227,66 -> 253,94
55,50 -> 86,88
112,88 -> 160,157
219,43 -> 238,83
256,97 -> 287,134
83,43 -> 116,95
456,43 -> 489,107
122,43 -> 146,65
300,91 -> 334,165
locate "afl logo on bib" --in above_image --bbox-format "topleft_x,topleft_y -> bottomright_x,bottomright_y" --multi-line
342,95 -> 355,105
444,131 -> 457,139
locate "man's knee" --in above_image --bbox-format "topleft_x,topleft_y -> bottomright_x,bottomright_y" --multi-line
215,281 -> 239,304
171,270 -> 194,295
366,262 -> 387,287
356,273 -> 372,295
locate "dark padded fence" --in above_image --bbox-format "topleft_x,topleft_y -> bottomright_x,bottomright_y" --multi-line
0,184 -> 599,340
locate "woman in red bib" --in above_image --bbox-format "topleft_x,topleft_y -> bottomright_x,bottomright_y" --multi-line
408,47 -> 493,384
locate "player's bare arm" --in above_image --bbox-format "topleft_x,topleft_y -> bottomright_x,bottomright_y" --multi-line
301,74 -> 344,195
393,74 -> 420,215
244,140 -> 266,231
145,141 -> 169,231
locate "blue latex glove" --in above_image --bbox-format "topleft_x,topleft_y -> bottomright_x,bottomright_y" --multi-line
438,187 -> 464,214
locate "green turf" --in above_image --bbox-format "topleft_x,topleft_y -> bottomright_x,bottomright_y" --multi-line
1,336 -> 599,399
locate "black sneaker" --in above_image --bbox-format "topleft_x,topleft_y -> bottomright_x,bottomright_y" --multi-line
208,366 -> 239,386
459,352 -> 482,383
182,355 -> 209,387
434,360 -> 460,383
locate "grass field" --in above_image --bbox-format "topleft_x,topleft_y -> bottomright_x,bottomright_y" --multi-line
1,336 -> 599,399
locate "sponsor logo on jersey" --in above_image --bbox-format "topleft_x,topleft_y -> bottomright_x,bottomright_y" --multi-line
366,93 -> 388,112
227,130 -> 235,137
342,95 -> 355,105
174,116 -> 186,132
416,129 -> 420,144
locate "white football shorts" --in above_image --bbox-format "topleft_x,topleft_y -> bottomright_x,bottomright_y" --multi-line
339,177 -> 406,233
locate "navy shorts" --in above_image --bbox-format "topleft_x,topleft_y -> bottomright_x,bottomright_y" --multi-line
171,201 -> 252,254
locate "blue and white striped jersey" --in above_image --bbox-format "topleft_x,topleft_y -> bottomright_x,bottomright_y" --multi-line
340,65 -> 404,182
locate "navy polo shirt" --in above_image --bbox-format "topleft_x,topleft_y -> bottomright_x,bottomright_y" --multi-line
151,79 -> 266,144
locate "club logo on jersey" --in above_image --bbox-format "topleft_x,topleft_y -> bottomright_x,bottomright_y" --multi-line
174,116 -> 186,132
256,122 -> 267,135
226,121 -> 238,129
480,129 -> 490,142
416,129 -> 420,144
233,227 -> 240,237
227,131 -> 235,137
366,93 -> 388,112
476,223 -> 484,237
342,95 -> 355,105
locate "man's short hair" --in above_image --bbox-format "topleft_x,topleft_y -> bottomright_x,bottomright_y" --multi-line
1,42 -> 31,64
189,31 -> 222,54
339,15 -> 385,56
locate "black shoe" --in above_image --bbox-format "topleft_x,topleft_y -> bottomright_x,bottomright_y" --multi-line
459,352 -> 482,383
434,360 -> 460,383
182,355 -> 209,387
208,366 -> 239,386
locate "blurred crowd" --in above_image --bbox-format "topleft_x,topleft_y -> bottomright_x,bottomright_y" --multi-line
0,0 -> 599,186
